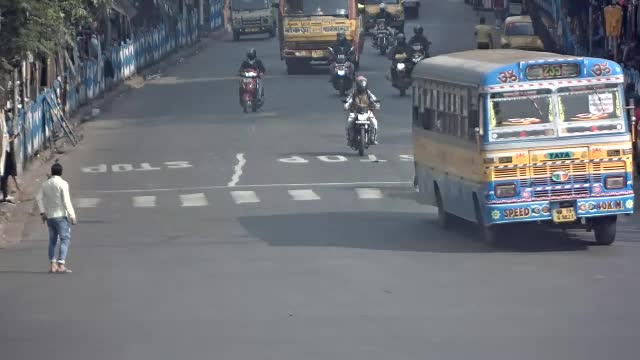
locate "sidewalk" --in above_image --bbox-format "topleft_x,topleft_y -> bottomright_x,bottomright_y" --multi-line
0,27 -> 228,248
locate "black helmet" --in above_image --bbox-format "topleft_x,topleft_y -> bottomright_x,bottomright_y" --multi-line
337,31 -> 346,42
396,33 -> 406,45
414,25 -> 423,36
355,75 -> 368,92
247,48 -> 257,61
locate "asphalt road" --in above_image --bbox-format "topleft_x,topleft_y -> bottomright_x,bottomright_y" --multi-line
2,1 -> 640,359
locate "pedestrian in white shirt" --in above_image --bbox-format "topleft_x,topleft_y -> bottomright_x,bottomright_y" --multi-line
36,163 -> 77,273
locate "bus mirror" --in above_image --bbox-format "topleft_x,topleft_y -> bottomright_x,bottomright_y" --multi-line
474,127 -> 481,152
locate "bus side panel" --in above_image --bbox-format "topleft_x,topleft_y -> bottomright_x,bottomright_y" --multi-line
413,130 -> 484,223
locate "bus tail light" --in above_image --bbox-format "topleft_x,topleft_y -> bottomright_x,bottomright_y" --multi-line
605,176 -> 625,189
495,183 -> 517,198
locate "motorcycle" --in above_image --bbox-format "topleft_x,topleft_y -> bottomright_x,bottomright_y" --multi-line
328,46 -> 355,97
239,68 -> 262,113
391,53 -> 411,96
410,43 -> 428,65
372,19 -> 393,55
342,101 -> 380,156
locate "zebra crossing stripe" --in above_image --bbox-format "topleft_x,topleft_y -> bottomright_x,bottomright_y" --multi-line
75,198 -> 101,208
230,191 -> 260,204
132,196 -> 156,207
288,189 -> 320,201
180,193 -> 208,207
355,188 -> 383,199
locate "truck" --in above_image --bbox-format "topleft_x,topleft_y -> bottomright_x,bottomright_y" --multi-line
230,0 -> 278,41
362,0 -> 405,34
276,0 -> 364,74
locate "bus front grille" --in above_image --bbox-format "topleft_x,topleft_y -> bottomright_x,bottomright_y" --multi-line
533,187 -> 591,200
531,162 -> 589,186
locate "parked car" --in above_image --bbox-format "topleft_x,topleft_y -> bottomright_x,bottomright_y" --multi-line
500,16 -> 544,51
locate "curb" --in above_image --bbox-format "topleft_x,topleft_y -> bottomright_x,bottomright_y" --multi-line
0,28 -> 225,248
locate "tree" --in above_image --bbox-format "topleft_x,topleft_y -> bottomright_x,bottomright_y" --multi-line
0,0 -> 113,70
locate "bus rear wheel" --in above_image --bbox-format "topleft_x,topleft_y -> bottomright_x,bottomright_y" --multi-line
593,216 -> 617,245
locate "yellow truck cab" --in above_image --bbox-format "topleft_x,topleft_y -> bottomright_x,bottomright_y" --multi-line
277,0 -> 364,74
362,0 -> 405,33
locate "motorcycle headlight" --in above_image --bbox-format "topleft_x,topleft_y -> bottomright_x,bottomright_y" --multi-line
397,63 -> 406,70
337,69 -> 346,75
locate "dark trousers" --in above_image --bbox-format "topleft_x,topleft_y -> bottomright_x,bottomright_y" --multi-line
1,150 -> 17,200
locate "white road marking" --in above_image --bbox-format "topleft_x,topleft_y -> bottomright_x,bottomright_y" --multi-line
75,198 -> 101,208
288,189 -> 321,201
317,155 -> 348,162
231,191 -> 260,204
132,196 -> 156,207
360,154 -> 387,162
180,193 -> 208,207
278,156 -> 309,163
355,188 -> 383,199
151,72 -> 382,85
88,181 -> 413,194
228,153 -> 246,187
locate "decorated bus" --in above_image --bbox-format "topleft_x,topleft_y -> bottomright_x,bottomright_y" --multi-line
411,49 -> 634,246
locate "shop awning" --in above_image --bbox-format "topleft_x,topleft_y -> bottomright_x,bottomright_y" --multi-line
112,0 -> 138,19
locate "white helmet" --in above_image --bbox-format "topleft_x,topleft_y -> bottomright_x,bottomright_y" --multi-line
379,3 -> 386,10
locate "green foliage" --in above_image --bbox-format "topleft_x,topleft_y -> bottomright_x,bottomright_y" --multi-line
0,0 -> 113,68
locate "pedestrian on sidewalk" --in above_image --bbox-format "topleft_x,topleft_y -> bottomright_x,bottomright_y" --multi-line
475,17 -> 493,49
36,162 -> 77,273
1,114 -> 19,204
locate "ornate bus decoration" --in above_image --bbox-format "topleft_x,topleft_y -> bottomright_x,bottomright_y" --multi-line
591,63 -> 612,77
497,70 -> 518,83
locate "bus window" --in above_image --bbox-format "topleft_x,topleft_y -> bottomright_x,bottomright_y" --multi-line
556,84 -> 626,135
488,89 -> 556,141
285,0 -> 349,16
489,89 -> 553,128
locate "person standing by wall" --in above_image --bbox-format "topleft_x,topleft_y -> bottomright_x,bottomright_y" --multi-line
36,162 -> 77,273
1,112 -> 18,204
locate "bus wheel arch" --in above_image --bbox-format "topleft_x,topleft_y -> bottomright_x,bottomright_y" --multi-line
473,193 -> 502,247
434,182 -> 451,228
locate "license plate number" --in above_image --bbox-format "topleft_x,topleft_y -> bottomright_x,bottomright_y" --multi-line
246,27 -> 259,32
553,208 -> 576,223
312,50 -> 326,58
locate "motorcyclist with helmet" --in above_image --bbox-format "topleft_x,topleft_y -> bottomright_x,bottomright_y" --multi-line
329,31 -> 355,82
374,3 -> 395,30
238,48 -> 266,103
387,32 -> 410,83
408,25 -> 431,55
344,76 -> 380,145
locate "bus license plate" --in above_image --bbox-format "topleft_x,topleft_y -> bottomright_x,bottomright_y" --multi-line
312,50 -> 326,58
553,208 -> 576,223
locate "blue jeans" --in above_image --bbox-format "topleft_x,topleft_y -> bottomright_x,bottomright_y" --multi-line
47,217 -> 71,264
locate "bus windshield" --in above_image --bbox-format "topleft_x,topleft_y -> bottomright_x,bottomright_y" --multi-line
557,84 -> 626,136
489,89 -> 556,140
232,0 -> 270,11
285,0 -> 350,16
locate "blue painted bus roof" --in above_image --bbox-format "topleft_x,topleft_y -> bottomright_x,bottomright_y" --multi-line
412,49 -> 622,87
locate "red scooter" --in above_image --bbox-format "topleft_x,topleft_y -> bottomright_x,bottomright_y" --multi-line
239,68 -> 263,113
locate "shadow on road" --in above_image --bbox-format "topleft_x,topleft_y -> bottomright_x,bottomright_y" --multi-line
238,211 -> 593,253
